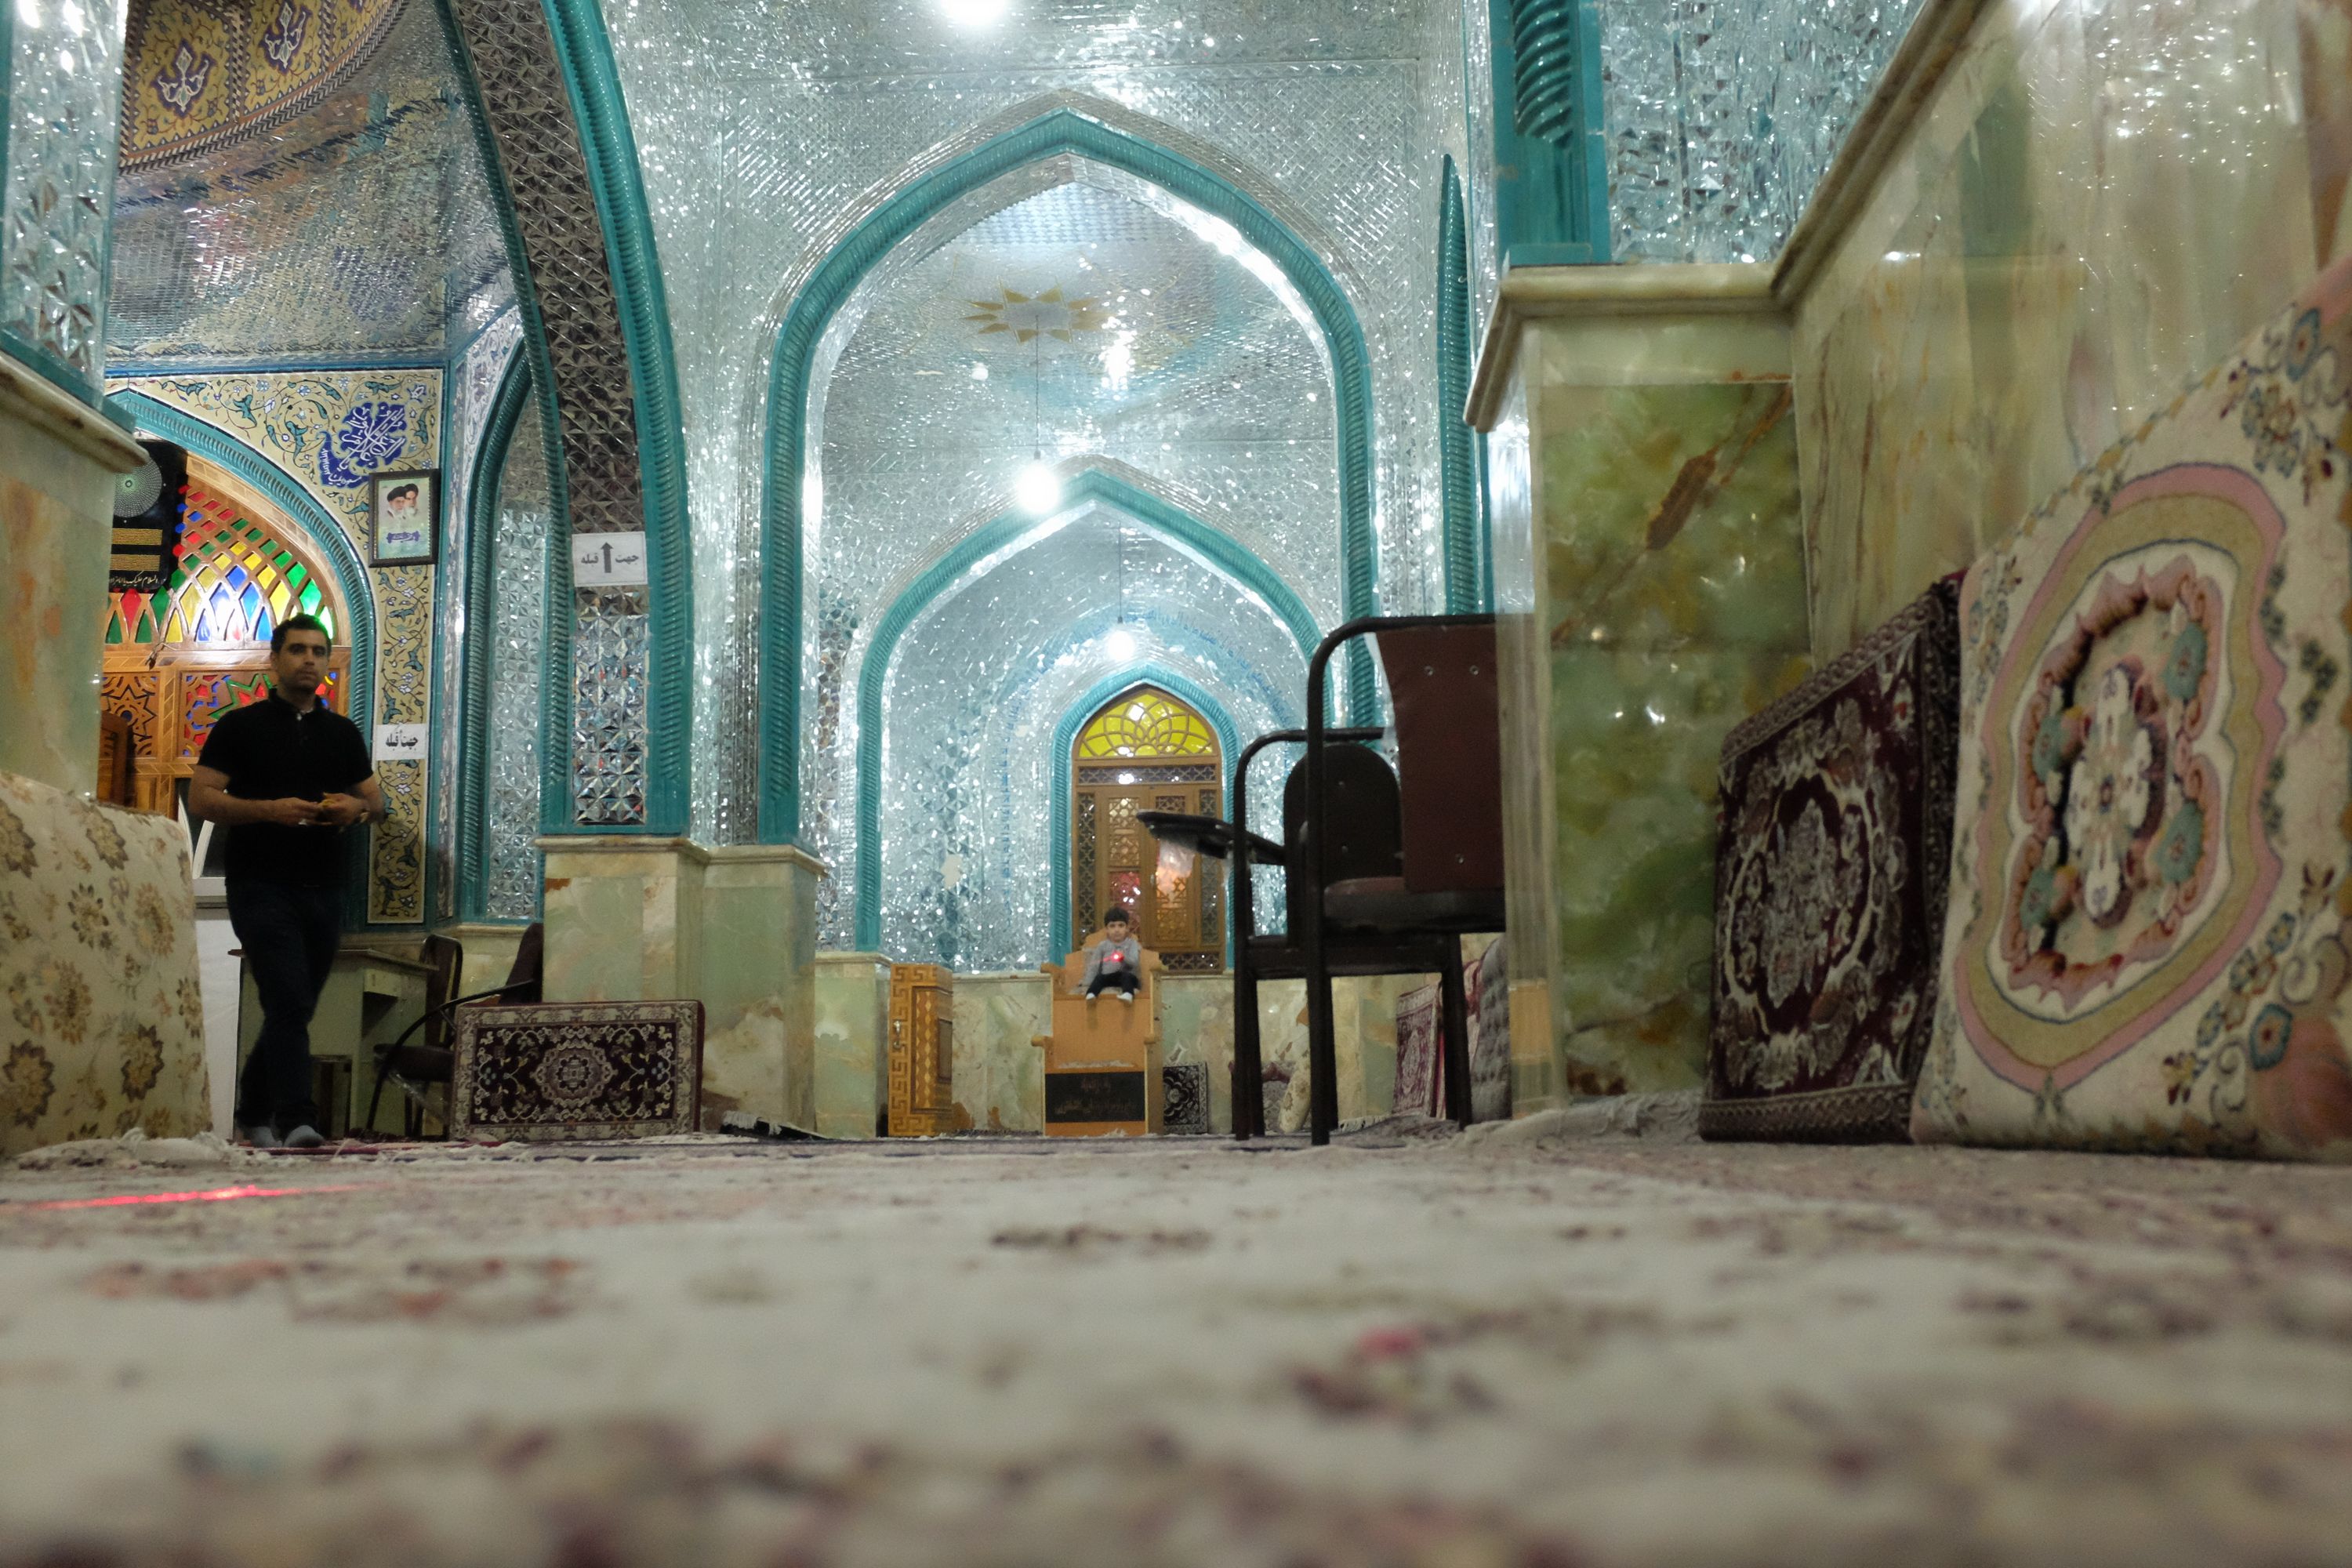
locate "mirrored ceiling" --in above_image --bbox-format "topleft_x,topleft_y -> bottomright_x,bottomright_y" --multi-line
817,175 -> 1338,622
107,0 -> 507,368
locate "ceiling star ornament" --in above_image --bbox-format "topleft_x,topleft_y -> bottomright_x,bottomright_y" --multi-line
964,285 -> 1108,344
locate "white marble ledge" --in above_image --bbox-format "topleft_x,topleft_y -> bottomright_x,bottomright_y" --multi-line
535,834 -> 829,877
1769,0 -> 1991,308
1466,265 -> 1784,428
0,354 -> 143,473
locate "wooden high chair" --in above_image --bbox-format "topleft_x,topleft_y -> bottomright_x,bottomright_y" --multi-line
1034,928 -> 1166,1136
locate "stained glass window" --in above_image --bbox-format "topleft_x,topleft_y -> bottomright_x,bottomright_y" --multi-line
103,484 -> 339,647
1073,687 -> 1217,760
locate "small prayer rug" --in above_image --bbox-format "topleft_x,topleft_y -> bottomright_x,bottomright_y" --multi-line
1162,1062 -> 1210,1134
1705,579 -> 1962,1142
452,1001 -> 703,1142
1394,984 -> 1441,1119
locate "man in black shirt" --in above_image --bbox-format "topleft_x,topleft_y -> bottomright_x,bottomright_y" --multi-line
191,614 -> 384,1149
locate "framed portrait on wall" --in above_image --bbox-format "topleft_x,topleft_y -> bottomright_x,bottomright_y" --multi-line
368,470 -> 438,566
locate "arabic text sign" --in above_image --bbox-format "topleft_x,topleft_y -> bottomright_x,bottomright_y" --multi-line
372,722 -> 428,763
572,531 -> 651,586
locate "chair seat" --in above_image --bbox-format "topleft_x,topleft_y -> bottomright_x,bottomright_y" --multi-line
382,1043 -> 454,1083
1245,931 -> 1457,980
1324,877 -> 1507,933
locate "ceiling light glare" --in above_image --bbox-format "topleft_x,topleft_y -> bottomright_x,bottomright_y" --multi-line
1100,336 -> 1133,391
1105,626 -> 1139,661
939,0 -> 1006,23
1015,461 -> 1062,515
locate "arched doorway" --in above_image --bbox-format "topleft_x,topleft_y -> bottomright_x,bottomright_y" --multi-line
96,461 -> 353,828
1069,685 -> 1224,973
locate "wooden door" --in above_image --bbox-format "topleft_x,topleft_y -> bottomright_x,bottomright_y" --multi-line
100,646 -> 351,818
1069,684 -> 1225,973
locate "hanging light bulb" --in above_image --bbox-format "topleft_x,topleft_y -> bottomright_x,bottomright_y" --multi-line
1102,520 -> 1135,661
1016,459 -> 1061,515
1016,332 -> 1058,515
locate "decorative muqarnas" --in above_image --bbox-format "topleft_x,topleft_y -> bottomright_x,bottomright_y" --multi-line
1704,579 -> 1960,1142
1916,255 -> 2352,1161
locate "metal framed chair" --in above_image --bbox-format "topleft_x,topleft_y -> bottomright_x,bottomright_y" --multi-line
1298,616 -> 1503,1144
1143,683 -> 1490,1143
366,922 -> 544,1138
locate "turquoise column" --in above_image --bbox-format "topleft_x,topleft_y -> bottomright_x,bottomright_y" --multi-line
1486,0 -> 1611,267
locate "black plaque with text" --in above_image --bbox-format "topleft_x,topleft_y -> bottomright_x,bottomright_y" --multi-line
1046,1070 -> 1148,1125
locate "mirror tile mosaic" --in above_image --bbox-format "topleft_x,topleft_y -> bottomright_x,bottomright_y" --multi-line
4,0 -> 130,397
603,0 -> 1471,956
1599,0 -> 1933,263
107,0 -> 507,367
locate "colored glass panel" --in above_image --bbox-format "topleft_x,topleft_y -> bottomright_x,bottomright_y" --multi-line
1073,687 -> 1219,760
103,483 -> 341,646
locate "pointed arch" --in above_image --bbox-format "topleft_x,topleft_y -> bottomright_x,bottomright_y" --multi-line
851,467 -> 1314,949
105,390 -> 378,745
1049,666 -> 1242,965
762,105 -> 1380,843
456,353 -> 541,920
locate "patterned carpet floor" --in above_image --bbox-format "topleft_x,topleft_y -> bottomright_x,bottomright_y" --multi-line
2,1123 -> 2350,1566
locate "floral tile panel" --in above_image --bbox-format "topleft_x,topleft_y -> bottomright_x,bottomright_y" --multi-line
0,770 -> 209,1157
1917,252 -> 2352,1160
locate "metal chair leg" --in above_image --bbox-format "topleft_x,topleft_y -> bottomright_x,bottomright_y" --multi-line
1438,940 -> 1473,1127
1232,962 -> 1263,1140
1305,964 -> 1339,1146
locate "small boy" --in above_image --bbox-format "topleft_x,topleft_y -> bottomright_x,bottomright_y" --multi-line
1078,909 -> 1144,1004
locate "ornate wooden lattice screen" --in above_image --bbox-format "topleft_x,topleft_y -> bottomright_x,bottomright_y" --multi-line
96,481 -> 348,816
1071,688 -> 1224,972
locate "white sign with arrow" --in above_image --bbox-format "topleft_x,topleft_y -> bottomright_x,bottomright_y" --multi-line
572,531 -> 651,587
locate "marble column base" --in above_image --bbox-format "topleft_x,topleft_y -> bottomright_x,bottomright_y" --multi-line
539,837 -> 823,1131
0,354 -> 145,794
698,845 -> 822,1132
807,952 -> 891,1139
1476,270 -> 1811,1105
539,837 -> 704,1003
949,971 -> 1049,1134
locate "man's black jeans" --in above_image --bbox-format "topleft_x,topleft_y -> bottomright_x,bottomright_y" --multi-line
227,879 -> 343,1133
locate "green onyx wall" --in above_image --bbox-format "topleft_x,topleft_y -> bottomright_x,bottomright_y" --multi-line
1495,301 -> 1810,1098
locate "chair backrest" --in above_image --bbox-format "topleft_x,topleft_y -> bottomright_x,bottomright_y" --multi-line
1378,622 -> 1503,894
419,933 -> 463,1051
1280,742 -> 1403,932
500,922 -> 545,1005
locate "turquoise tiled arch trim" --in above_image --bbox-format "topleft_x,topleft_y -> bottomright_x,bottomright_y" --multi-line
764,105 -> 1381,844
457,353 -> 535,921
539,0 -> 692,835
852,466 -> 1319,950
105,389 -> 378,749
427,0 -> 576,840
1047,666 -> 1242,965
1437,155 -> 1479,613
